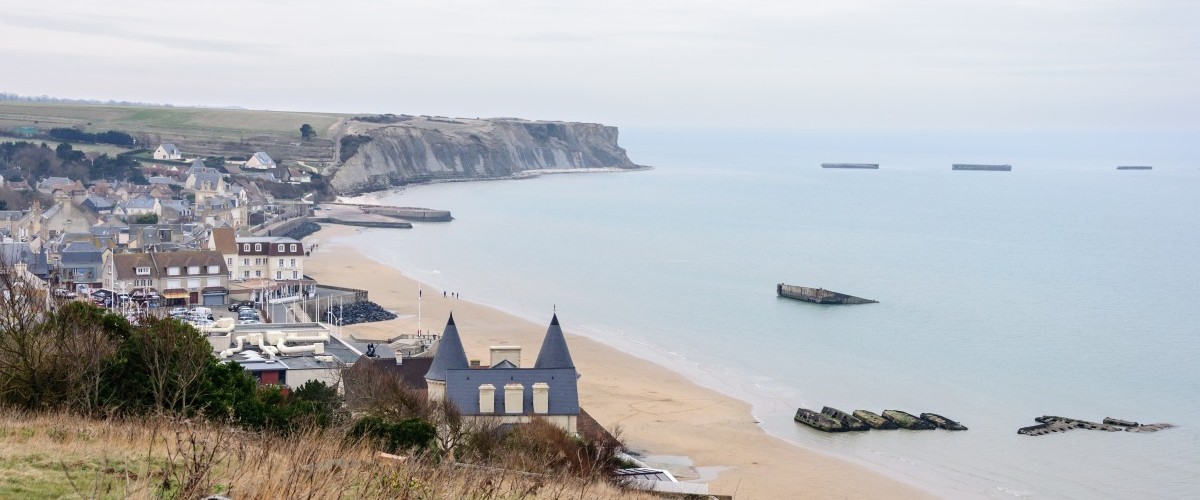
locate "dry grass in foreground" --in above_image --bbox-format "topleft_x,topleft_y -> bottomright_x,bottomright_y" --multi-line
0,411 -> 659,499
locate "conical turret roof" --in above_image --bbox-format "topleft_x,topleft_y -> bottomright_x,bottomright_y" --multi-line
424,313 -> 469,381
534,314 -> 575,369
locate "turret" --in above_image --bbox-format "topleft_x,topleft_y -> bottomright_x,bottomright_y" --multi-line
534,314 -> 575,370
424,313 -> 469,400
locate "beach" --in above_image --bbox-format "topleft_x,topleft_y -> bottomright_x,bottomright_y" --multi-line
304,223 -> 929,499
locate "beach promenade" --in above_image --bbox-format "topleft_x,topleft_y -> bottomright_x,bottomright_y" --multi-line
304,224 -> 929,499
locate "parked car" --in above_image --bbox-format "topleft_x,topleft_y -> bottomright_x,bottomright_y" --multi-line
168,307 -> 189,317
237,319 -> 261,325
228,301 -> 256,312
53,288 -> 77,298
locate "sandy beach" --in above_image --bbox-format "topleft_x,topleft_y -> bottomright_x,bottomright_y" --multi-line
304,224 -> 930,499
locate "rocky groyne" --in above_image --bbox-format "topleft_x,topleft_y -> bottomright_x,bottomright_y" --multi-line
328,115 -> 644,194
325,301 -> 398,326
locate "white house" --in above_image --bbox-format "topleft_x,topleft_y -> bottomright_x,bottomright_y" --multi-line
153,143 -> 183,160
245,152 -> 275,170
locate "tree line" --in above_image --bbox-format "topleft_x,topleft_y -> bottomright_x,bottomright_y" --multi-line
48,128 -> 136,146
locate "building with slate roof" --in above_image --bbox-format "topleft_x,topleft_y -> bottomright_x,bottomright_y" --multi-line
58,240 -> 104,289
153,143 -> 182,160
245,152 -> 275,170
425,313 -> 581,433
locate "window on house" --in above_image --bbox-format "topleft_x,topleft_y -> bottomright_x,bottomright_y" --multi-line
135,267 -> 151,275
187,278 -> 200,289
255,270 -> 261,278
187,266 -> 200,275
206,277 -> 220,287
255,243 -> 261,251
243,258 -> 249,266
292,271 -> 298,280
275,271 -> 281,280
289,258 -> 296,268
278,259 -> 284,268
226,258 -> 232,265
277,244 -> 285,252
167,267 -> 180,276
207,265 -> 219,274
290,244 -> 297,252
243,271 -> 250,278
243,243 -> 250,252
167,279 -> 181,289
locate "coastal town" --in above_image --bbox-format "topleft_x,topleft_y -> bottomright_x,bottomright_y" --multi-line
0,135 -> 734,497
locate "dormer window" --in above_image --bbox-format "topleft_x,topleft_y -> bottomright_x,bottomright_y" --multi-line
243,243 -> 250,252
207,265 -> 219,274
135,267 -> 151,275
167,267 -> 180,276
188,266 -> 200,275
277,244 -> 285,252
290,244 -> 297,252
254,243 -> 262,251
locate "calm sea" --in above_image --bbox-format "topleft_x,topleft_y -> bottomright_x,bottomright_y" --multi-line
340,130 -> 1200,499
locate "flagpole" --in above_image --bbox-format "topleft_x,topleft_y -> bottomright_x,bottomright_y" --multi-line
417,285 -> 422,336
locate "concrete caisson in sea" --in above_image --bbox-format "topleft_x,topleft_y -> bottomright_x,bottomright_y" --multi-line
920,413 -> 968,431
1018,415 -> 1175,436
952,163 -> 1012,171
822,406 -> 869,431
794,407 -> 846,432
853,410 -> 899,430
777,284 -> 877,305
821,163 -> 880,169
882,410 -> 937,430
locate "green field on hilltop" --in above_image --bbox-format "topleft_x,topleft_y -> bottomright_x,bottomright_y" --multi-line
0,102 -> 350,161
0,101 -> 347,139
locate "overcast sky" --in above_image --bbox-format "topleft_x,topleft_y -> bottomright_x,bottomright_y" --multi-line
1,0 -> 1197,132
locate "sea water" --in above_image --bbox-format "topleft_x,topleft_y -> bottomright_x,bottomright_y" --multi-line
340,131 -> 1200,499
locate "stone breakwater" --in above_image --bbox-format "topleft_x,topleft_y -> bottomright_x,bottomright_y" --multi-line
1017,416 -> 1174,436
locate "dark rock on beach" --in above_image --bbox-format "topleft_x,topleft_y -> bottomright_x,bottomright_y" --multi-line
280,221 -> 322,241
325,301 -> 397,326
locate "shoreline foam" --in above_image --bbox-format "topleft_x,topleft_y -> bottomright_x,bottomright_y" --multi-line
304,223 -> 931,499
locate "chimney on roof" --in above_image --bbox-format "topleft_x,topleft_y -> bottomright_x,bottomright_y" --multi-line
489,346 -> 521,368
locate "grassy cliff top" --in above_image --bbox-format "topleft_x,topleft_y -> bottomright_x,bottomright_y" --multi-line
0,101 -> 347,140
0,411 -> 651,499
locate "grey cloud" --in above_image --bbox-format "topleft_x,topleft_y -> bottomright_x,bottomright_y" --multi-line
1,12 -> 279,55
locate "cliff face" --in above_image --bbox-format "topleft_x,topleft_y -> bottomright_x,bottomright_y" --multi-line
328,116 -> 643,194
